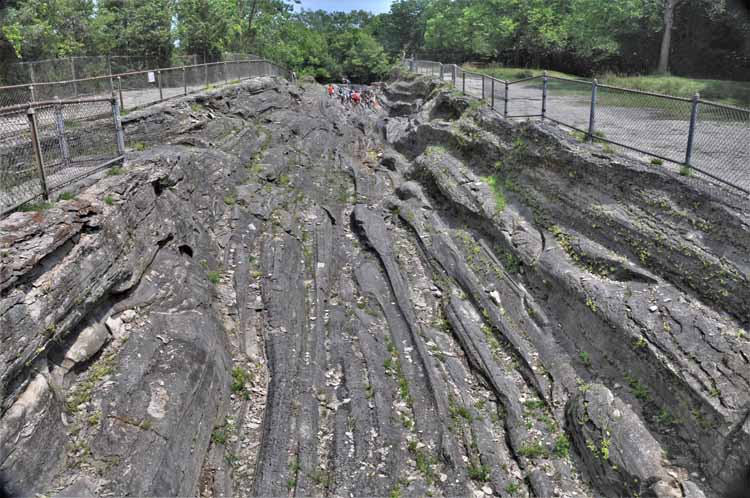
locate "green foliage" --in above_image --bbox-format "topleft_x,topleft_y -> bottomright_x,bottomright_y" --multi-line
518,441 -> 549,459
18,201 -> 53,212
104,195 -> 115,206
106,166 -> 124,176
207,270 -> 222,284
57,191 -> 76,201
505,481 -> 521,495
230,367 -> 252,399
467,463 -> 491,482
553,434 -> 571,457
482,176 -> 506,212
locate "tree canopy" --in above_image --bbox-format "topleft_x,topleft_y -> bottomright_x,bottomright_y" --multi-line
1,0 -> 748,84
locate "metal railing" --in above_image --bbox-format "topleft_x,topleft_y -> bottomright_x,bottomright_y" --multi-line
0,57 -> 293,215
0,97 -> 125,214
1,58 -> 293,112
406,59 -> 750,196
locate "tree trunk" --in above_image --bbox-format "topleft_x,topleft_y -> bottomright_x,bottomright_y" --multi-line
657,0 -> 677,74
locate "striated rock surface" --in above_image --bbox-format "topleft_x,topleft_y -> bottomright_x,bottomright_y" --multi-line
1,74 -> 748,498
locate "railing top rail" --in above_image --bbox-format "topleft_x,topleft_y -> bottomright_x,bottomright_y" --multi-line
408,59 -> 750,113
0,58 -> 273,92
696,99 -> 750,114
547,75 -> 595,85
596,82 -> 694,103
507,75 -> 543,84
0,96 -> 114,114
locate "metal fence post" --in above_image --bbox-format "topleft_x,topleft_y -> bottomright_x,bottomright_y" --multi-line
157,70 -> 163,101
224,61 -> 229,84
107,54 -> 114,94
29,85 -> 36,103
685,92 -> 700,167
462,72 -> 466,95
587,79 -> 598,142
452,65 -> 456,86
53,99 -> 71,170
491,78 -> 495,110
111,98 -> 125,156
440,64 -> 444,80
541,71 -> 548,120
70,57 -> 78,97
504,81 -> 509,118
205,64 -> 209,88
482,75 -> 485,100
183,67 -> 187,95
117,76 -> 124,110
26,107 -> 49,201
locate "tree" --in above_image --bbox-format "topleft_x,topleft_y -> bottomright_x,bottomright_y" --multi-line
654,0 -> 726,73
376,0 -> 430,56
176,0 -> 235,62
342,31 -> 391,82
1,0 -> 96,59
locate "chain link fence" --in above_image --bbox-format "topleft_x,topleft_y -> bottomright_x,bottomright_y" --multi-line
1,59 -> 292,112
0,97 -> 124,214
406,59 -> 750,196
3,54 -> 224,86
1,58 -> 292,215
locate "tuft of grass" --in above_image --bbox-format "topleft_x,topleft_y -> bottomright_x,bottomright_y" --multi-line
467,463 -> 491,482
680,165 -> 694,177
106,166 -> 124,176
505,481 -> 521,495
482,176 -> 506,211
211,426 -> 228,445
230,367 -> 252,399
579,351 -> 592,367
650,158 -> 664,166
18,201 -> 54,212
207,270 -> 221,284
518,441 -> 549,459
103,195 -> 115,206
57,191 -> 76,201
553,434 -> 571,458
223,195 -> 236,205
131,142 -> 146,151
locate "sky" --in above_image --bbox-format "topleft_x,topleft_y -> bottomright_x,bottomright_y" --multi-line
295,0 -> 394,14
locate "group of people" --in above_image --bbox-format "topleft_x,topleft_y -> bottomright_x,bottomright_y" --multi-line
327,79 -> 379,110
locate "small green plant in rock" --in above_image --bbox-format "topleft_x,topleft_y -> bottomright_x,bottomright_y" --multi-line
207,271 -> 221,284
223,195 -> 236,205
518,441 -> 549,459
656,408 -> 674,426
680,164 -> 694,177
505,481 -> 520,495
579,351 -> 592,367
553,434 -> 571,457
211,426 -> 228,444
650,158 -> 664,166
131,142 -> 146,151
106,166 -> 124,176
482,176 -> 506,212
104,195 -> 115,206
230,367 -> 252,399
468,463 -> 491,482
18,201 -> 53,212
57,191 -> 76,201
633,336 -> 648,349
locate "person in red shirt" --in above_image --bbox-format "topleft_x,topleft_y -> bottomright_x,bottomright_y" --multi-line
351,91 -> 361,105
327,84 -> 335,97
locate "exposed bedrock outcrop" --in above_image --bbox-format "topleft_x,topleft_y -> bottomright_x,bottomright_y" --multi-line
1,74 -> 748,498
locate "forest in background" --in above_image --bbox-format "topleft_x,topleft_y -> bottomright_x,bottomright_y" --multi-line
1,0 -> 749,85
